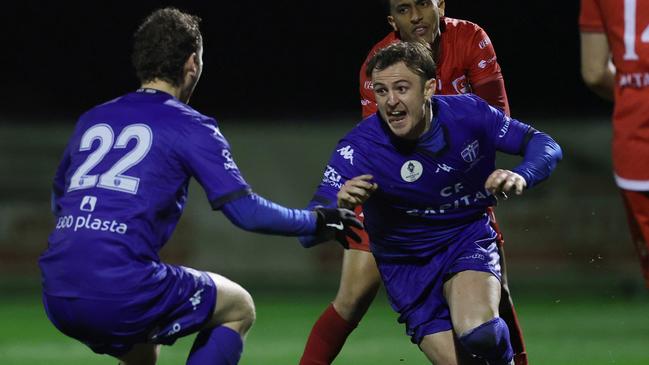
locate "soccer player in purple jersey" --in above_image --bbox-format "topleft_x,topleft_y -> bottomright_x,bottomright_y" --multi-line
38,8 -> 361,365
300,42 -> 562,365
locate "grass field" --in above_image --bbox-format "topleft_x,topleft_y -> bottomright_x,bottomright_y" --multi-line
1,291 -> 647,365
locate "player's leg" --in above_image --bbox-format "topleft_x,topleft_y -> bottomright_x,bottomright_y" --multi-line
185,272 -> 255,365
445,270 -> 513,365
419,330 -> 460,365
620,190 -> 649,289
299,248 -> 381,365
118,344 -> 161,365
420,331 -> 488,365
333,249 -> 382,321
488,208 -> 527,365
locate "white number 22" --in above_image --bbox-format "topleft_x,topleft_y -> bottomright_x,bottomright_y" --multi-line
624,0 -> 649,60
68,123 -> 153,194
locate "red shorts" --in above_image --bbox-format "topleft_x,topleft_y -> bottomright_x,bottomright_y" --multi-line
346,206 -> 506,251
620,190 -> 649,288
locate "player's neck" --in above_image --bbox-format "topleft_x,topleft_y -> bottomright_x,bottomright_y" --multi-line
140,80 -> 182,100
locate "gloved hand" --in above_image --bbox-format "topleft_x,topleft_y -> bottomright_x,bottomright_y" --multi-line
309,207 -> 364,249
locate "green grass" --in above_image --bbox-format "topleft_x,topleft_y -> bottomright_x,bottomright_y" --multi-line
0,292 -> 648,364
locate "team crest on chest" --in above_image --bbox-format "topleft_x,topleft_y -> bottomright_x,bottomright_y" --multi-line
400,160 -> 423,182
451,75 -> 470,94
461,140 -> 480,163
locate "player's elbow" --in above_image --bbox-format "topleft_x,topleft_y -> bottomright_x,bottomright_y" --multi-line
581,65 -> 608,90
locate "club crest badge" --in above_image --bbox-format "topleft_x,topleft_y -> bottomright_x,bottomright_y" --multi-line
401,160 -> 423,182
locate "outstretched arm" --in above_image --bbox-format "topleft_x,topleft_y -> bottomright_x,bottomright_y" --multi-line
221,193 -> 362,247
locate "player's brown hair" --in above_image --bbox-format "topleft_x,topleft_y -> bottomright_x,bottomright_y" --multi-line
132,7 -> 202,86
365,42 -> 437,81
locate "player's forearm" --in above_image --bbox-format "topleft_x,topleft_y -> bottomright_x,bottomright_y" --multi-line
221,193 -> 317,236
511,130 -> 562,188
582,63 -> 615,101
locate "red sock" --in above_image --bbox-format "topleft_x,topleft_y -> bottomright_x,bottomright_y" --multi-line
299,304 -> 357,365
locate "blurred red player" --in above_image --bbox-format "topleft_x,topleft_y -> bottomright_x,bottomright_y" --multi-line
300,1 -> 529,364
580,0 -> 649,289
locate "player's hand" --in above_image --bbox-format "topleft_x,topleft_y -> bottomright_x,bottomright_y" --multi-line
337,174 -> 378,209
484,169 -> 527,199
311,207 -> 364,249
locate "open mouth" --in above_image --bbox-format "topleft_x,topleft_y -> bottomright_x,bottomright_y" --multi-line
387,111 -> 407,124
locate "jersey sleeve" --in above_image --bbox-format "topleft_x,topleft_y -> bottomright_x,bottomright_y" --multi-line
308,139 -> 370,210
579,0 -> 605,32
475,96 -> 530,154
465,25 -> 504,87
176,118 -> 251,210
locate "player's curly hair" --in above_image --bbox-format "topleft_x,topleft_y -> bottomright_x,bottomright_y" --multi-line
365,42 -> 437,81
132,8 -> 202,86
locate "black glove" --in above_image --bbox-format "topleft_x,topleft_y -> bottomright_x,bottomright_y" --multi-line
312,207 -> 364,249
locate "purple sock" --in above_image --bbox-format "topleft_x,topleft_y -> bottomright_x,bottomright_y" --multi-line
186,326 -> 243,365
458,317 -> 513,365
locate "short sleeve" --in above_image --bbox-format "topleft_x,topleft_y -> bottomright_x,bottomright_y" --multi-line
465,26 -> 503,85
579,0 -> 605,33
176,119 -> 251,209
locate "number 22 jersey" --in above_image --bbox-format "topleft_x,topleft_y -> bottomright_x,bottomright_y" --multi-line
39,89 -> 251,299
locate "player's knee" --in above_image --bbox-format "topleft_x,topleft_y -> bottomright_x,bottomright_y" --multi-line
458,317 -> 513,365
234,288 -> 256,334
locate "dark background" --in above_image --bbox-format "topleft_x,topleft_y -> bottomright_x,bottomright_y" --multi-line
2,0 -> 611,121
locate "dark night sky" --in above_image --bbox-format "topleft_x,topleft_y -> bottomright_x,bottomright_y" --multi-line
2,1 -> 611,121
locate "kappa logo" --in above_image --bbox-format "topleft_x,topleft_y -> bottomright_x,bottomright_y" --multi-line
337,145 -> 355,165
80,196 -> 97,212
461,140 -> 480,163
400,160 -> 423,182
435,163 -> 455,173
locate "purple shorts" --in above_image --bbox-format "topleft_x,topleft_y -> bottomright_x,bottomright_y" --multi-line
376,219 -> 501,344
42,264 -> 216,357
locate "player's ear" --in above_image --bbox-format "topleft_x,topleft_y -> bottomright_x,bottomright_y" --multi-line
424,78 -> 436,99
387,16 -> 398,32
184,52 -> 199,78
437,0 -> 446,17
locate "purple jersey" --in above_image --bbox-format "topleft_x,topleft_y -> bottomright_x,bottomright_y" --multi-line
310,94 -> 533,260
40,89 -> 251,299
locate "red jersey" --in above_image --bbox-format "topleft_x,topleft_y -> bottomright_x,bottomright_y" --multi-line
580,0 -> 649,187
360,17 -> 509,119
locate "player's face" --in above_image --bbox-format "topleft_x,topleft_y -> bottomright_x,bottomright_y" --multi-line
388,0 -> 441,44
372,61 -> 436,140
